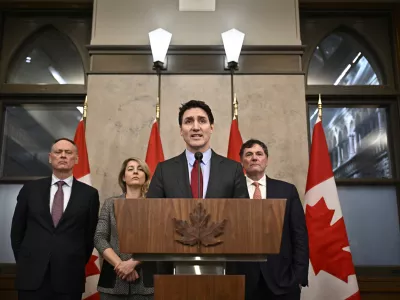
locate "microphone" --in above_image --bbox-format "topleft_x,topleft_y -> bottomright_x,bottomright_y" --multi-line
194,152 -> 203,198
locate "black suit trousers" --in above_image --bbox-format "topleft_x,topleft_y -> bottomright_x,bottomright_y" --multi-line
18,266 -> 81,300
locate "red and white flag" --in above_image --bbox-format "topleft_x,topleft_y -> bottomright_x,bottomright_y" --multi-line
227,118 -> 243,163
301,117 -> 360,300
73,119 -> 101,300
145,118 -> 165,176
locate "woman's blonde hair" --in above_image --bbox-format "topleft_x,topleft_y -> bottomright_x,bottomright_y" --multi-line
118,157 -> 151,198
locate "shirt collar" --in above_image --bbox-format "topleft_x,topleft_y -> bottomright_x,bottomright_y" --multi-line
246,175 -> 267,187
185,148 -> 212,166
51,174 -> 73,187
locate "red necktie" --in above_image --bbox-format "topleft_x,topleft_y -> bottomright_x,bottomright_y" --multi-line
252,182 -> 262,199
191,160 -> 203,198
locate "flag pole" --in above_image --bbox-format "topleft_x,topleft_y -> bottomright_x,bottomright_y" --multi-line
156,96 -> 160,123
233,93 -> 238,121
230,68 -> 236,121
83,95 -> 88,128
318,93 -> 322,121
156,69 -> 161,124
146,67 -> 165,177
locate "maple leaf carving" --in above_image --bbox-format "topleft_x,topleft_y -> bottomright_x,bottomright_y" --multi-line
306,197 -> 356,283
173,203 -> 227,249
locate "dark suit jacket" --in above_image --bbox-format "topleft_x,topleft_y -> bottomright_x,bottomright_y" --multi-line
226,177 -> 309,298
147,150 -> 249,199
10,176 -> 100,293
143,150 -> 249,285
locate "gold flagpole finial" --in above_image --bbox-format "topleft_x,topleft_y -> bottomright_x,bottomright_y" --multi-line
233,93 -> 238,120
318,94 -> 322,120
156,96 -> 160,122
83,95 -> 88,120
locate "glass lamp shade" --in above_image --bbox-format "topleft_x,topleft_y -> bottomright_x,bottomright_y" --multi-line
221,28 -> 245,63
149,28 -> 172,64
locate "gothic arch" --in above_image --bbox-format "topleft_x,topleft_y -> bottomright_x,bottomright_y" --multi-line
305,25 -> 385,85
6,25 -> 86,85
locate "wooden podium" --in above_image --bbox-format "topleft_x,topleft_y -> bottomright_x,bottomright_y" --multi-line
114,198 -> 286,300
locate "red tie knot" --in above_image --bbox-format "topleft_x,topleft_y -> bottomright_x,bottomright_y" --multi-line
252,182 -> 260,188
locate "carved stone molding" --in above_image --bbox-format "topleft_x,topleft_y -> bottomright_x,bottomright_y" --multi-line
87,45 -> 305,75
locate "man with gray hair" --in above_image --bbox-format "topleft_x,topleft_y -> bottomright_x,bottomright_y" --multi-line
11,137 -> 100,300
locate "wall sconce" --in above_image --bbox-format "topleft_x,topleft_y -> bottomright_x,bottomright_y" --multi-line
149,28 -> 172,71
149,28 -> 172,122
221,28 -> 245,71
222,28 -> 245,120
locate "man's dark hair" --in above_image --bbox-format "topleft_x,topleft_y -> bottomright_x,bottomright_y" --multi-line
239,139 -> 269,158
51,138 -> 77,151
178,100 -> 214,126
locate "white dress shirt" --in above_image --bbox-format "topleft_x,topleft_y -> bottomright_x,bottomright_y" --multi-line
50,174 -> 73,212
246,175 -> 267,199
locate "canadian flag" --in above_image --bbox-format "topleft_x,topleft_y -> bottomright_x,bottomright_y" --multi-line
145,118 -> 165,176
301,117 -> 360,300
73,119 -> 101,300
227,118 -> 243,163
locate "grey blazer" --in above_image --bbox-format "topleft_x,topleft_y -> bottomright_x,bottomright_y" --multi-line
94,195 -> 154,295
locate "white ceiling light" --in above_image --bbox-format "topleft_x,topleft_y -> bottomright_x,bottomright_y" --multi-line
149,28 -> 172,66
221,28 -> 245,65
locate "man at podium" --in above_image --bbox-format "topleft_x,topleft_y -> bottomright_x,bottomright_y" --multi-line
147,99 -> 248,200
227,139 -> 309,300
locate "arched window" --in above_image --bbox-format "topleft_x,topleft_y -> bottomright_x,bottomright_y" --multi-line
306,29 -> 392,180
0,24 -> 87,178
307,31 -> 383,86
302,13 -> 400,270
6,26 -> 85,85
0,11 -> 91,265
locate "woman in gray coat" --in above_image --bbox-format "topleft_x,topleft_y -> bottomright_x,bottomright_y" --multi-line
94,157 -> 154,300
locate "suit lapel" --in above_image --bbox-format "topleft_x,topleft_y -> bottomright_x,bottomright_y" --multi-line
41,177 -> 55,230
266,175 -> 272,198
175,152 -> 192,197
205,150 -> 222,198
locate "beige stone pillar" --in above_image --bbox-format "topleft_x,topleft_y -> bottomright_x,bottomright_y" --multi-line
86,0 -> 308,204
